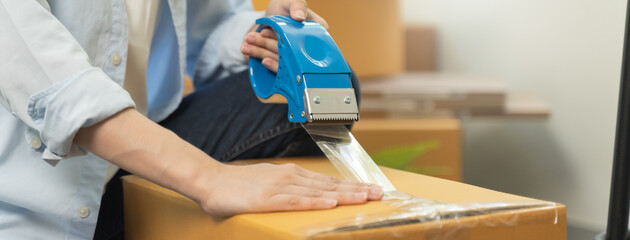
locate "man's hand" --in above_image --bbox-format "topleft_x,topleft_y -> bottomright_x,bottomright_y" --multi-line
241,0 -> 328,73
200,163 -> 383,217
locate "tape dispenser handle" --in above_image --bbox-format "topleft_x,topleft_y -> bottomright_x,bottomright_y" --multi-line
249,15 -> 314,123
248,16 -> 293,102
248,15 -> 352,123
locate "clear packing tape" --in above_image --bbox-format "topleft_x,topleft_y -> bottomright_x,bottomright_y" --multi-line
303,124 -> 560,239
303,124 -> 396,192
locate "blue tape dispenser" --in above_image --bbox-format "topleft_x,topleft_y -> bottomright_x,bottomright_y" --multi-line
249,15 -> 359,124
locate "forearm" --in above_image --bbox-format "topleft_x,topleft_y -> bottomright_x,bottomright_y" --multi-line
74,108 -> 221,203
73,100 -> 382,217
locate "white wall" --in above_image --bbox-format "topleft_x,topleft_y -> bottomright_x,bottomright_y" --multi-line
401,0 -> 627,231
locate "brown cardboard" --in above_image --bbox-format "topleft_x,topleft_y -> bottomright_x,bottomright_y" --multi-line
183,75 -> 194,96
351,118 -> 462,181
405,25 -> 437,71
503,93 -> 551,118
360,72 -> 507,118
123,158 -> 566,240
359,72 -> 550,118
251,0 -> 404,79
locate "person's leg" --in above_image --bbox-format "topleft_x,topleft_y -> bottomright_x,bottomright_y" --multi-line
94,69 -> 360,239
160,70 -> 316,161
93,169 -> 129,240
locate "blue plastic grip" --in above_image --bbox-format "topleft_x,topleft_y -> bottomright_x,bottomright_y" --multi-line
249,15 -> 353,123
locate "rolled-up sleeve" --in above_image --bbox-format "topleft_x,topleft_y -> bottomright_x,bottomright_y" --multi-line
191,0 -> 264,84
0,1 -> 134,164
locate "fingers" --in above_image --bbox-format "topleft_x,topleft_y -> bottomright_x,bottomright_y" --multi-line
260,28 -> 277,40
267,0 -> 328,28
296,168 -> 355,185
289,165 -> 384,200
245,31 -> 278,53
295,177 -> 383,200
267,194 -> 337,211
262,58 -> 279,73
285,0 -> 307,21
306,9 -> 329,29
265,185 -> 369,212
282,185 -> 369,205
241,43 -> 277,61
242,30 -> 279,72
241,47 -> 278,73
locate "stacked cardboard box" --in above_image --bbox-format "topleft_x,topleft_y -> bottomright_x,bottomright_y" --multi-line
251,0 -> 404,79
360,72 -> 509,118
351,118 -> 462,181
405,25 -> 437,71
123,158 -> 566,240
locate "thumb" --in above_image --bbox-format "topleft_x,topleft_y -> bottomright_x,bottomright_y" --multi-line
286,0 -> 307,21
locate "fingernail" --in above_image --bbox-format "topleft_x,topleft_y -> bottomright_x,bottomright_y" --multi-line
241,45 -> 249,54
325,199 -> 338,207
295,10 -> 306,20
370,185 -> 383,195
262,58 -> 270,66
246,34 -> 255,42
354,192 -> 368,200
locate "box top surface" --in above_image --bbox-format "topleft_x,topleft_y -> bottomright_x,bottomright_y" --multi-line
123,157 -> 563,239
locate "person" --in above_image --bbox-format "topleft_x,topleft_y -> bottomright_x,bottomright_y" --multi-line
0,0 -> 382,239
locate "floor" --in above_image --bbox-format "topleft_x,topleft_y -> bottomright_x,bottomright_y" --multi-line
568,225 -> 602,240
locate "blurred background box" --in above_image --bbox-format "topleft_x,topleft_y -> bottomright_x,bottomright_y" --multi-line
405,24 -> 436,71
360,73 -> 507,118
352,118 -> 462,181
251,0 -> 404,79
358,72 -> 549,118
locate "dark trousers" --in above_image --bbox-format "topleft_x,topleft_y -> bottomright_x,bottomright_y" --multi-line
93,70 -> 360,239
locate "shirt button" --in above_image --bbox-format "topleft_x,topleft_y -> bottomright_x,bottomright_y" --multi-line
77,206 -> 90,218
110,53 -> 122,66
30,136 -> 42,149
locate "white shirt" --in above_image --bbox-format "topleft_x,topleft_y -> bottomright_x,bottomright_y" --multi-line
0,0 -> 261,239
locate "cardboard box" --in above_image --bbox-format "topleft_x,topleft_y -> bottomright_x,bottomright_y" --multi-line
351,118 -> 462,181
359,72 -> 550,118
251,0 -> 404,79
360,72 -> 507,118
183,75 -> 194,96
123,158 -> 566,240
503,93 -> 551,118
405,25 -> 437,71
